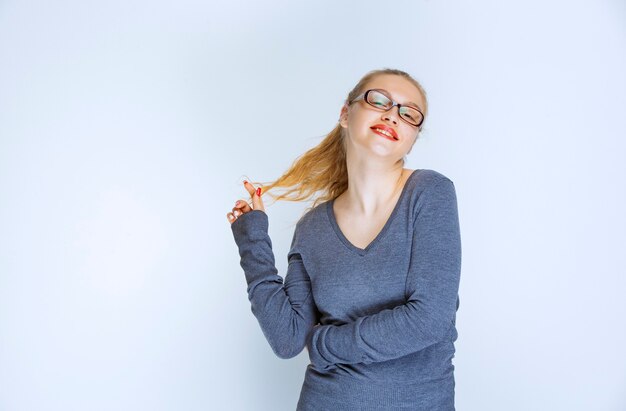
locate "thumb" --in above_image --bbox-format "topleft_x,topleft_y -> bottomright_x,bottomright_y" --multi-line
243,180 -> 265,212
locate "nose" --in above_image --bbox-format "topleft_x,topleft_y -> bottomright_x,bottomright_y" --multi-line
382,108 -> 399,125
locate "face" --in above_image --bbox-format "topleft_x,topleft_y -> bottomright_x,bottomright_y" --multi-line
339,74 -> 425,162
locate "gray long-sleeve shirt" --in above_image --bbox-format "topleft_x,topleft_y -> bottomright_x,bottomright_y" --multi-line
230,169 -> 462,410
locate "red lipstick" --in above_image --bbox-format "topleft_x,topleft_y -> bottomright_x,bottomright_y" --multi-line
370,124 -> 398,141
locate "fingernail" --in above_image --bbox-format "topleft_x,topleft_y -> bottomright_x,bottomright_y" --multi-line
256,187 -> 262,196
243,180 -> 248,185
235,200 -> 240,206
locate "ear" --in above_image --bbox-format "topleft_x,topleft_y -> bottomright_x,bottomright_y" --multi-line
339,105 -> 349,128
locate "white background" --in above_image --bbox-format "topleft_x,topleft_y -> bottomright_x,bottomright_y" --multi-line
1,1 -> 625,410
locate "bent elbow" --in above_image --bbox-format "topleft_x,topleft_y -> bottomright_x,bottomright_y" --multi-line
272,342 -> 303,360
259,321 -> 311,360
274,350 -> 296,360
269,333 -> 308,359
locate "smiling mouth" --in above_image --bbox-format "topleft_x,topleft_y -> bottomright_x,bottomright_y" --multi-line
371,128 -> 398,141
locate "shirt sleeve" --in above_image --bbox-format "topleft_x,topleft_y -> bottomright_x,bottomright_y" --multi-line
306,178 -> 462,370
231,209 -> 319,359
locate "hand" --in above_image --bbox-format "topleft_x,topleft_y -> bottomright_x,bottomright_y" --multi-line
226,180 -> 265,224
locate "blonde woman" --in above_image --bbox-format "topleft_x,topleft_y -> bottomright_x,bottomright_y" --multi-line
227,68 -> 462,410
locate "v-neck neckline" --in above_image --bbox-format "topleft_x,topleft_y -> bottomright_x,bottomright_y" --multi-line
326,169 -> 420,256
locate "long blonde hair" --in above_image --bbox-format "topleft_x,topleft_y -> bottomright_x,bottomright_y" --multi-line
248,68 -> 428,217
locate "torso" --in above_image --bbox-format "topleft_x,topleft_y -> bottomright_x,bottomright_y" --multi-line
332,168 -> 415,250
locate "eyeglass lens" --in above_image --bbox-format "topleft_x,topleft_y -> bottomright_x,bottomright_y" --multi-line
366,90 -> 423,126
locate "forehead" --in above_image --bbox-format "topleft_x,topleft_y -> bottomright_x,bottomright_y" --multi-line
363,74 -> 424,110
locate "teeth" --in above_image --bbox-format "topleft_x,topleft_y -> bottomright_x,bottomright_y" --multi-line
374,128 -> 395,139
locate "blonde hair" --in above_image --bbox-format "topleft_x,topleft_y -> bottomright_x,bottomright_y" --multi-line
248,68 -> 428,217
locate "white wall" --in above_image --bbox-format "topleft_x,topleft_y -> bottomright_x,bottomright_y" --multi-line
1,1 -> 624,410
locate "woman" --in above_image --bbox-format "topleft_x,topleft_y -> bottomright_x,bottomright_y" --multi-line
226,68 -> 462,410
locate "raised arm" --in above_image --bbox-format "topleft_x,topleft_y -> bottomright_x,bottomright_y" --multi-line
306,178 -> 461,370
231,210 -> 318,359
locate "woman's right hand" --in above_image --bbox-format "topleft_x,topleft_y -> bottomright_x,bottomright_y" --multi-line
226,180 -> 265,225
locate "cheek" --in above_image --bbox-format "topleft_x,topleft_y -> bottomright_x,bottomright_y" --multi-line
399,126 -> 418,141
349,109 -> 366,124
348,110 -> 378,132
346,113 -> 364,134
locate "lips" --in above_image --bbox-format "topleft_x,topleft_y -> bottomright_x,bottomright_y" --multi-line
370,124 -> 398,141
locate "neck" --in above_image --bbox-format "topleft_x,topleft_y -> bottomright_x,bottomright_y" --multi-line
340,162 -> 407,216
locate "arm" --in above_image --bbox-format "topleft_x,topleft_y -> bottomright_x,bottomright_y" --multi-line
307,178 -> 462,369
231,209 -> 318,359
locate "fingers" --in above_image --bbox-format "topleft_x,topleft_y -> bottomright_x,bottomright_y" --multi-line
226,179 -> 265,225
226,211 -> 236,224
243,180 -> 265,212
226,199 -> 250,225
233,200 -> 252,214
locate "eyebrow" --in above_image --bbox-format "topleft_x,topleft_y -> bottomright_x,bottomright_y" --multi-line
377,88 -> 422,111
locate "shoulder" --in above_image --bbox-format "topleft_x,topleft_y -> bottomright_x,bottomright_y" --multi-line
407,169 -> 458,216
411,168 -> 454,188
291,199 -> 330,237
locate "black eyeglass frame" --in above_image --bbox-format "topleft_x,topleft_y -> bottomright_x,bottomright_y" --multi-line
348,89 -> 425,128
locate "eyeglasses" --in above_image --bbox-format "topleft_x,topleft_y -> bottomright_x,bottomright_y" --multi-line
348,89 -> 424,128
